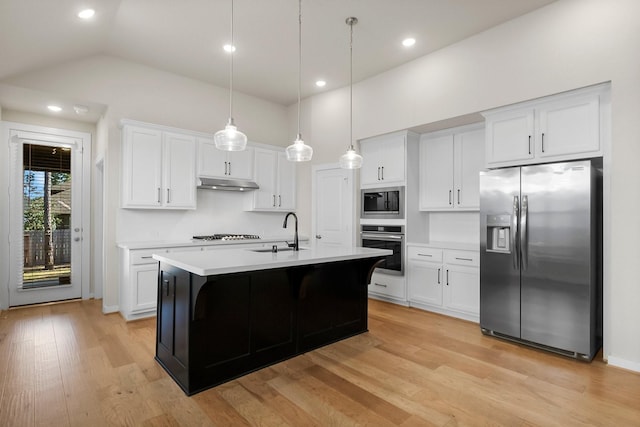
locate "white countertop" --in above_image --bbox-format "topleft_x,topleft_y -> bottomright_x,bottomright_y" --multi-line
152,245 -> 392,276
406,241 -> 479,252
117,235 -> 307,250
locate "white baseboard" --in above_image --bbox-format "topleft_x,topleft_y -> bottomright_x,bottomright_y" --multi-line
102,304 -> 119,314
607,356 -> 640,373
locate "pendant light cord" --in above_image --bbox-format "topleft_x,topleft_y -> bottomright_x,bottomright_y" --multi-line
349,18 -> 354,151
296,0 -> 302,139
229,0 -> 235,120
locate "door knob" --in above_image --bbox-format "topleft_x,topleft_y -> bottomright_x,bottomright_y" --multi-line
315,235 -> 322,239
74,237 -> 81,242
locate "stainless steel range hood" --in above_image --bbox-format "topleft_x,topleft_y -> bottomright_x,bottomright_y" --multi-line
197,177 -> 259,191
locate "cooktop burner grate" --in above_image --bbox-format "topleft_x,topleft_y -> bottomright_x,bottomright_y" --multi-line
192,234 -> 261,241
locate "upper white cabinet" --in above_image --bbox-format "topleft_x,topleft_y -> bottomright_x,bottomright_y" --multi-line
197,137 -> 254,180
483,84 -> 608,168
121,122 -> 196,209
360,132 -> 406,186
247,148 -> 296,211
419,125 -> 484,211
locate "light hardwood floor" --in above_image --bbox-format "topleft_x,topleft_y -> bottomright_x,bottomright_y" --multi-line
1,298 -> 639,426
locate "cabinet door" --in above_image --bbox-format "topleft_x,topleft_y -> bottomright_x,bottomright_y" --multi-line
454,129 -> 484,210
197,137 -> 227,178
379,134 -> 406,184
252,148 -> 278,209
122,125 -> 163,208
419,134 -> 454,210
444,264 -> 479,316
407,260 -> 443,306
163,132 -> 196,209
276,152 -> 296,210
228,148 -> 254,180
360,140 -> 381,185
131,263 -> 159,313
485,108 -> 535,166
537,94 -> 600,159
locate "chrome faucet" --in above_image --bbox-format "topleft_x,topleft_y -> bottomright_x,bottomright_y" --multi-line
282,212 -> 299,251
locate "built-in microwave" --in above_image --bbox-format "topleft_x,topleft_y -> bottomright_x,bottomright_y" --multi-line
361,186 -> 404,219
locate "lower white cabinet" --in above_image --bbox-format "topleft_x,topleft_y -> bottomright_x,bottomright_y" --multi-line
407,245 -> 479,322
119,246 -> 196,321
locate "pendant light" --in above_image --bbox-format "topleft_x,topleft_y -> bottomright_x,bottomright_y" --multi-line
285,0 -> 313,162
339,17 -> 363,169
214,0 -> 247,151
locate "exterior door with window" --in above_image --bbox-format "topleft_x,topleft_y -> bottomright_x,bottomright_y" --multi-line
8,127 -> 88,306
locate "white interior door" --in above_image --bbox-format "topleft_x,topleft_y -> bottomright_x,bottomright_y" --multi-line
312,164 -> 355,247
8,126 -> 90,306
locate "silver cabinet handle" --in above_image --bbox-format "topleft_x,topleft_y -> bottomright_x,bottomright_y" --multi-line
272,195 -> 276,207
141,256 -> 153,259
279,195 -> 282,207
512,196 -> 519,269
457,189 -> 460,205
315,235 -> 322,239
528,135 -> 532,155
541,133 -> 545,153
455,257 -> 473,262
437,268 -> 441,284
224,161 -> 228,175
446,269 -> 449,286
381,166 -> 384,180
374,283 -> 387,288
417,253 -> 432,257
377,167 -> 380,181
166,188 -> 170,203
449,190 -> 452,205
520,195 -> 529,270
157,188 -> 161,203
228,161 -> 232,176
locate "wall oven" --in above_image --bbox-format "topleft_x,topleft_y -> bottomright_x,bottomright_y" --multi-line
360,225 -> 404,275
361,186 -> 404,219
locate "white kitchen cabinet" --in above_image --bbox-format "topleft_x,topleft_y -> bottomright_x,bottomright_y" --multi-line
247,148 -> 296,211
419,125 -> 484,211
197,137 -> 254,180
407,245 -> 479,322
119,246 -> 196,321
483,85 -> 607,168
360,132 -> 406,186
121,122 -> 196,209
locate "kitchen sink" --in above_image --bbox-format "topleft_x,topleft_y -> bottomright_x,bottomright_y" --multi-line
249,247 -> 307,253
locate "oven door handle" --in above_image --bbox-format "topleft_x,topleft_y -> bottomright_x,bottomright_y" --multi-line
361,233 -> 404,241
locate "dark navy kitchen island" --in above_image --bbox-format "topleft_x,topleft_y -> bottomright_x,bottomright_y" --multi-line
152,246 -> 389,395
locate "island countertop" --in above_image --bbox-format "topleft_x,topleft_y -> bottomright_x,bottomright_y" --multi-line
152,245 -> 392,276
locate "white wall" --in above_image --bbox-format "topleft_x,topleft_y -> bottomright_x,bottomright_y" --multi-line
2,54 -> 290,312
291,0 -> 640,369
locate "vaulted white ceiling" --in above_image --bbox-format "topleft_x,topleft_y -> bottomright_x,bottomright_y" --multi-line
0,0 -> 557,108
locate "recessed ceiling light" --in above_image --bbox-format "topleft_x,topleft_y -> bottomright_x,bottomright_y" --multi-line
47,105 -> 62,112
315,80 -> 326,87
77,9 -> 95,19
223,44 -> 236,53
402,38 -> 416,47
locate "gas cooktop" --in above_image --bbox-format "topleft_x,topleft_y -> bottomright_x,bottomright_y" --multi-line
192,234 -> 261,241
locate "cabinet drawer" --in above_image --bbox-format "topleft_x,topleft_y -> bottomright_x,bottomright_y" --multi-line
369,278 -> 405,299
444,250 -> 479,267
408,246 -> 442,262
130,250 -> 158,265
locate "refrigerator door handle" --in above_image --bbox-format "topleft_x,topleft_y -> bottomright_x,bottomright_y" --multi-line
521,195 -> 528,270
512,196 -> 519,269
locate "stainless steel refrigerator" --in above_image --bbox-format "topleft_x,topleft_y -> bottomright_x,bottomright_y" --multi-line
480,159 -> 602,360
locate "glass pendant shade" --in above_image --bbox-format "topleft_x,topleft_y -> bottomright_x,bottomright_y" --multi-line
214,119 -> 247,151
286,134 -> 313,161
339,147 -> 363,169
